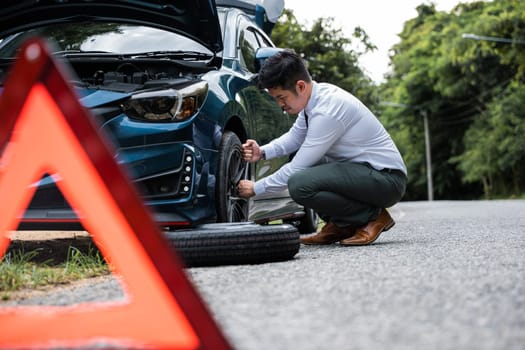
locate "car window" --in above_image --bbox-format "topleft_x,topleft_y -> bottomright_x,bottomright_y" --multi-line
239,28 -> 260,73
254,30 -> 272,48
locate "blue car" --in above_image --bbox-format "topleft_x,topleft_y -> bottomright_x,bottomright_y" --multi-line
0,0 -> 318,233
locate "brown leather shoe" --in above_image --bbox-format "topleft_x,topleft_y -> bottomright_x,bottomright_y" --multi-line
300,221 -> 355,245
339,209 -> 395,246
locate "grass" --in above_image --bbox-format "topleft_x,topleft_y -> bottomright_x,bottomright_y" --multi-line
0,245 -> 109,300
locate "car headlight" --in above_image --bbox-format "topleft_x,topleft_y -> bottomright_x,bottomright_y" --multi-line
123,81 -> 208,122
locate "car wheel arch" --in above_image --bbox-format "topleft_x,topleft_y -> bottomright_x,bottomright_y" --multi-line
223,114 -> 248,143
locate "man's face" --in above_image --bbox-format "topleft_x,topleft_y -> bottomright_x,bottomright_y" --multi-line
268,81 -> 309,115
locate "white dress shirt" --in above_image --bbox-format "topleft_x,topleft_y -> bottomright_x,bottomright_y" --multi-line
254,81 -> 407,195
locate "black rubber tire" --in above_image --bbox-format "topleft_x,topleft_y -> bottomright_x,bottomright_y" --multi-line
297,207 -> 319,234
215,131 -> 250,222
165,222 -> 300,267
285,207 -> 319,234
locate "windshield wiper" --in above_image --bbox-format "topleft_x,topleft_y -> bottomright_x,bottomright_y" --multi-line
129,51 -> 212,60
53,50 -> 117,57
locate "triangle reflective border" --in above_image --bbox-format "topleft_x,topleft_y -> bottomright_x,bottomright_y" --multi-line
0,38 -> 231,350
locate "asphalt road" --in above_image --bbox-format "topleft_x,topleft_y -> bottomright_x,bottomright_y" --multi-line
4,200 -> 525,350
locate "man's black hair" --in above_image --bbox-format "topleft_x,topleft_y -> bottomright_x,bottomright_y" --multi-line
258,49 -> 311,92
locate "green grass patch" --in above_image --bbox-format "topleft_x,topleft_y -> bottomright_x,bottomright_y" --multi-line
0,245 -> 109,300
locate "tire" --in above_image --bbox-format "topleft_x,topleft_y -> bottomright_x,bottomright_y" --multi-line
297,207 -> 319,234
285,207 -> 319,234
165,222 -> 300,267
215,131 -> 249,222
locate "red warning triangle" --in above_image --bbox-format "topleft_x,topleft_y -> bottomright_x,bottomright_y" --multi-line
0,39 -> 232,349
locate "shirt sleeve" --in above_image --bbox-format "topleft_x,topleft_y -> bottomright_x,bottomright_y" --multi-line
254,114 -> 345,195
261,112 -> 308,160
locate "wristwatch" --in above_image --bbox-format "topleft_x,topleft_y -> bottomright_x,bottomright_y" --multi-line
261,150 -> 266,160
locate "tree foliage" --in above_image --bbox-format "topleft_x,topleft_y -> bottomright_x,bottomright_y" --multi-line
271,9 -> 378,108
273,1 -> 524,200
380,0 -> 525,199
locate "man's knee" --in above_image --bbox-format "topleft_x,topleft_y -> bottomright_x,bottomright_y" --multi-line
287,172 -> 304,202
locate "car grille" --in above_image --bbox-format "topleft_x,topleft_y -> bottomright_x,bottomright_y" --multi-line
26,149 -> 195,210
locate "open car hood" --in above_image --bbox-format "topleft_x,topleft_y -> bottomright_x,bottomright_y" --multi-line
0,0 -> 223,54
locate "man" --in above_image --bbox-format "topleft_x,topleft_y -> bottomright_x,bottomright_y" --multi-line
237,50 -> 407,246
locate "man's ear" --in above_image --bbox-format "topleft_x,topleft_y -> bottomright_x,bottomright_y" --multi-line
296,80 -> 307,94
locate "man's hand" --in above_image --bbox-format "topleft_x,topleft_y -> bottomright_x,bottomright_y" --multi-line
238,180 -> 255,198
242,139 -> 262,163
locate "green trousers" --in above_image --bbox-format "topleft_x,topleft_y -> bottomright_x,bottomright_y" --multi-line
287,162 -> 407,227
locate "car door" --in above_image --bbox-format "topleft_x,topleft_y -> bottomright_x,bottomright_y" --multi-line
234,17 -> 300,221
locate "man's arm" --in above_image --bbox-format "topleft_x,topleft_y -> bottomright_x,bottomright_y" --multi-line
260,112 -> 308,160
254,114 -> 345,195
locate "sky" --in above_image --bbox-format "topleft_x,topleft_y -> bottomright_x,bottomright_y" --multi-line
284,0 -> 479,82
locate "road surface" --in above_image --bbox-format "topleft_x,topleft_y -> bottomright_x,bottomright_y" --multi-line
3,200 -> 525,350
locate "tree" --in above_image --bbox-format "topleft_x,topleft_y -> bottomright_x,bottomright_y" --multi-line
271,9 -> 378,108
381,0 -> 525,199
451,82 -> 525,197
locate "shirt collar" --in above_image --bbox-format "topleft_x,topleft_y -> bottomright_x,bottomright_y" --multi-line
303,81 -> 318,117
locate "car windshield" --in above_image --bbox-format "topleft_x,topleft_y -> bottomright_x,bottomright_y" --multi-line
0,21 -> 211,59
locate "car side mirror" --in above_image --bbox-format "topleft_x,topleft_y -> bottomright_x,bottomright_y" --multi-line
254,47 -> 285,72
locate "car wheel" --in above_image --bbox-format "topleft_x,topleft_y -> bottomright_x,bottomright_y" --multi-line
298,207 -> 319,234
216,131 -> 249,223
165,222 -> 300,267
285,207 -> 319,234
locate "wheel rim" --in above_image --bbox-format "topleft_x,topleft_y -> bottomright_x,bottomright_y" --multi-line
226,146 -> 249,222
